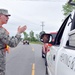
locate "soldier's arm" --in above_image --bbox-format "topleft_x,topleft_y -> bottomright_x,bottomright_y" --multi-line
0,28 -> 21,47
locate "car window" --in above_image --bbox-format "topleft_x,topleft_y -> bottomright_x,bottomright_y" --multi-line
51,33 -> 56,39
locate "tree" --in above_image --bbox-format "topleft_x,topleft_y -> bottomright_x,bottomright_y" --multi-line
35,34 -> 40,41
23,32 -> 28,40
63,0 -> 75,16
29,30 -> 34,41
23,31 -> 40,42
29,30 -> 34,38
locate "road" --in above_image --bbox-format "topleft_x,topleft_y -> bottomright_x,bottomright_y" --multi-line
6,42 -> 46,75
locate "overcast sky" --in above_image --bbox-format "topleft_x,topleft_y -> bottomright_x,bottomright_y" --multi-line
0,0 -> 68,37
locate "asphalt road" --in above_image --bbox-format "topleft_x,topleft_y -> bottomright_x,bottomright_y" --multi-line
6,42 -> 46,75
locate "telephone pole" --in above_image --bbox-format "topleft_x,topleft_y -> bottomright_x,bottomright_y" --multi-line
40,21 -> 45,31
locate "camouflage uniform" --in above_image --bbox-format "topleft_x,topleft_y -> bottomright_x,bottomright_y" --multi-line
0,27 -> 21,75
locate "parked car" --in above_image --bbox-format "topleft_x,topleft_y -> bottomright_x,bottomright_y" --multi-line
41,32 -> 57,58
23,40 -> 29,45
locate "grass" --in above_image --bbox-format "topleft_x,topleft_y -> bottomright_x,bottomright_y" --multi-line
30,41 -> 43,44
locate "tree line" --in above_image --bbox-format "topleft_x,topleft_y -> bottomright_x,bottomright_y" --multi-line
23,30 -> 40,42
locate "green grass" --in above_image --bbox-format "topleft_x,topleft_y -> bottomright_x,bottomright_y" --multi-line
30,41 -> 43,44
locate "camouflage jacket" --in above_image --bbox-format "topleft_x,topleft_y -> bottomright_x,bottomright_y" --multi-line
0,27 -> 21,49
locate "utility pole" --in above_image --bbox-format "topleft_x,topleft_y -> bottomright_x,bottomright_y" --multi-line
40,21 -> 45,31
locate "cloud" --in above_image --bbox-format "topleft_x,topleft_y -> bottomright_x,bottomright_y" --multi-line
0,0 -> 67,36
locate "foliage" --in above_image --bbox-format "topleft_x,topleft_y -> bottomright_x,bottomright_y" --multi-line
23,30 -> 40,42
63,0 -> 75,16
35,34 -> 40,41
23,32 -> 28,40
29,30 -> 34,38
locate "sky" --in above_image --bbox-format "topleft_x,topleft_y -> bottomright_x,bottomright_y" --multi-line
0,0 -> 68,37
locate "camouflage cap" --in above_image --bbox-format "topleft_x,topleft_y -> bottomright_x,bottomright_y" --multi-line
0,9 -> 11,16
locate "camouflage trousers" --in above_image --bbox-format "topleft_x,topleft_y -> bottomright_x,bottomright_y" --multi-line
0,49 -> 6,75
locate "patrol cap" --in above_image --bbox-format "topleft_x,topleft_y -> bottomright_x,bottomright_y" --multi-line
0,9 -> 11,16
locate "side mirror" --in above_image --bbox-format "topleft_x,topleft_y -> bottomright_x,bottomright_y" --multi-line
40,34 -> 53,43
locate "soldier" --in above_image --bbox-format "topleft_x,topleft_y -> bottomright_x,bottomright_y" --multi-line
0,9 -> 27,75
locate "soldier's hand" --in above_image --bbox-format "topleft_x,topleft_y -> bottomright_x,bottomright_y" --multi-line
17,25 -> 27,34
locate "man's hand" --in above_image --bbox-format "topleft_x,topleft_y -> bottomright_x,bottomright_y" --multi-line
17,25 -> 27,34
